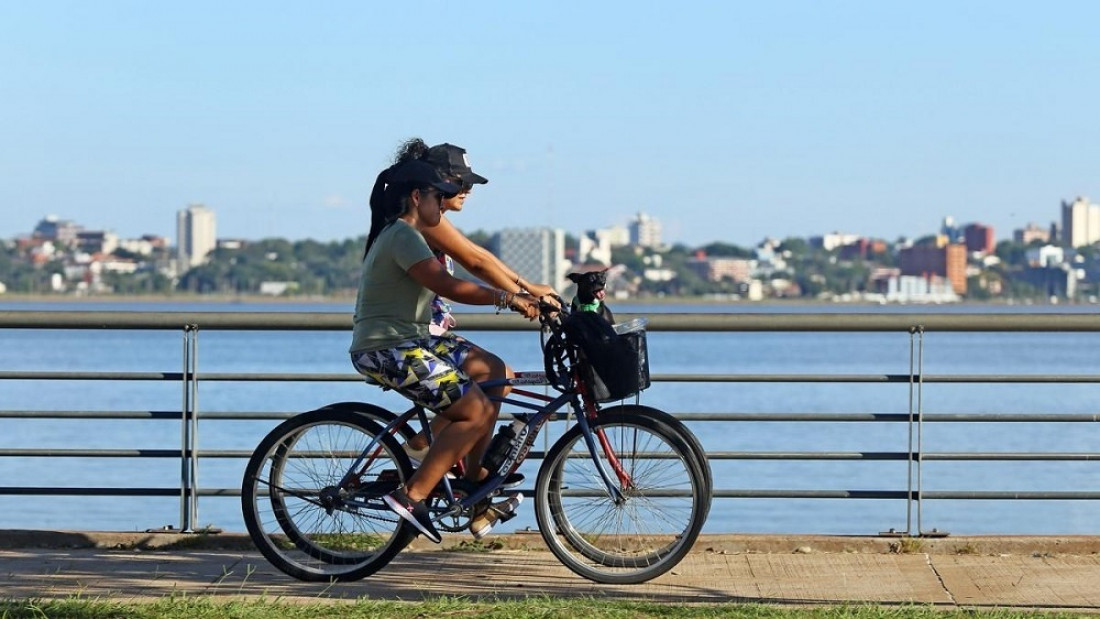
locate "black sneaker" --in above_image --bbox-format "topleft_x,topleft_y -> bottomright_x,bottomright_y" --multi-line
383,486 -> 442,544
502,472 -> 524,489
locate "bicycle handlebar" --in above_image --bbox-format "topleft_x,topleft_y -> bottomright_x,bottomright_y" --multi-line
537,294 -> 568,327
536,295 -> 576,393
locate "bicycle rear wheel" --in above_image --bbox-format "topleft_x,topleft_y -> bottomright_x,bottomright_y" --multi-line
534,413 -> 707,584
318,401 -> 418,443
241,408 -> 414,581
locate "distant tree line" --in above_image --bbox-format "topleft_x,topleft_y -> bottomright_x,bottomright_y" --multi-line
1,233 -> 1090,301
177,238 -> 366,295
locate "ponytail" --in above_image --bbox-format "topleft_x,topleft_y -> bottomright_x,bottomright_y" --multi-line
394,137 -> 429,165
363,165 -> 405,259
362,156 -> 454,259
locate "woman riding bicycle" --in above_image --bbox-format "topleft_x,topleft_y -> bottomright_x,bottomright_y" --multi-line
349,158 -> 539,543
389,139 -> 557,533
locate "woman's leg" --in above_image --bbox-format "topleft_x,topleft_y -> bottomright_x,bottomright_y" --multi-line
406,342 -> 512,481
454,345 -> 511,481
402,384 -> 496,501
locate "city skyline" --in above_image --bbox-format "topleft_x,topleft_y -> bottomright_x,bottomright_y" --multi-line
6,199 -> 1082,252
2,3 -> 1097,249
8,202 -> 1091,302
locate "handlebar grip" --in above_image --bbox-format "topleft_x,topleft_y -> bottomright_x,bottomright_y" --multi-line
538,293 -> 565,312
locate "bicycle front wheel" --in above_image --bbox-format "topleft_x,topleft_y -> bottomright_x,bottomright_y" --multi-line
534,413 -> 707,584
598,404 -> 713,518
241,408 -> 414,582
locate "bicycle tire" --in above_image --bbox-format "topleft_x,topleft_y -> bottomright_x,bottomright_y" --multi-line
541,422 -> 712,562
534,412 -> 708,584
318,401 -> 417,443
541,412 -> 709,573
242,408 -> 415,581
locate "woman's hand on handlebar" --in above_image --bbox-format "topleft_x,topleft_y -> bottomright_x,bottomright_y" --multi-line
537,292 -> 562,311
535,294 -> 567,334
537,294 -> 566,318
509,292 -> 541,320
523,282 -> 558,302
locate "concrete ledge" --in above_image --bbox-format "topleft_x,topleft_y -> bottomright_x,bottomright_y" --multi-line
2,529 -> 1099,556
686,533 -> 1100,556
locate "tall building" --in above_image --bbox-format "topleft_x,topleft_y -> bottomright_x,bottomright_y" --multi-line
176,204 -> 217,269
898,244 -> 968,295
628,212 -> 662,248
963,223 -> 995,254
1060,196 -> 1100,248
491,227 -> 567,292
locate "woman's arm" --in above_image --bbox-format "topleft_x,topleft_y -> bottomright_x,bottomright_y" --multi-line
422,216 -> 558,299
407,257 -> 538,319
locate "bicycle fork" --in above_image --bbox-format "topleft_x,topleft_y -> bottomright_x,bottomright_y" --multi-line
573,405 -> 629,504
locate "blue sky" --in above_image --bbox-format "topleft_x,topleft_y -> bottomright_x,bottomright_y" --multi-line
1,1 -> 1097,248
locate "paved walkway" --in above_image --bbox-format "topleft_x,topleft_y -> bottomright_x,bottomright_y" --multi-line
2,533 -> 1100,611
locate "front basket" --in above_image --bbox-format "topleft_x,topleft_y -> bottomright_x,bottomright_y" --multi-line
581,318 -> 651,403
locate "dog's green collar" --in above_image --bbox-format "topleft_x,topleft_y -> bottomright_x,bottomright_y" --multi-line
577,300 -> 601,313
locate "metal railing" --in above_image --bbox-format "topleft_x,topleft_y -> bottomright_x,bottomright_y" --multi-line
2,310 -> 1099,536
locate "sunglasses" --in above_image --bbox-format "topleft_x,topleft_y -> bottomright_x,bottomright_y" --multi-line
445,177 -> 474,195
421,188 -> 450,202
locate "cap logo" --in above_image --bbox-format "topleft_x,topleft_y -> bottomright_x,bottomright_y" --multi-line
462,153 -> 471,167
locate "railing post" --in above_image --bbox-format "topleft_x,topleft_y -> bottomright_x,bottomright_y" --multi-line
179,324 -> 199,532
190,325 -> 201,531
914,325 -> 925,535
904,325 -> 926,537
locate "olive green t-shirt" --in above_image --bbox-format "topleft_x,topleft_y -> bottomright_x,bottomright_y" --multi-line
349,220 -> 436,353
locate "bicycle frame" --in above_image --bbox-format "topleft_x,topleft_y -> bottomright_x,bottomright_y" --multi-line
337,369 -> 628,522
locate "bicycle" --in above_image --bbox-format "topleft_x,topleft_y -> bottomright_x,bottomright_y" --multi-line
241,301 -> 712,584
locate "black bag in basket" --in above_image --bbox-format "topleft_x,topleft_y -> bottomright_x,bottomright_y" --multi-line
563,311 -> 651,403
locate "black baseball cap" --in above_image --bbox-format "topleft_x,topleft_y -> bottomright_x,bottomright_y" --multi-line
423,143 -> 489,185
387,160 -> 462,196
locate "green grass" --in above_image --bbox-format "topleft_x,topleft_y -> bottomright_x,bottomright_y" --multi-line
302,533 -> 386,552
0,597 -> 1088,619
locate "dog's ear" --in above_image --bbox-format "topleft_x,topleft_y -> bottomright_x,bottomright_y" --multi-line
567,273 -> 584,284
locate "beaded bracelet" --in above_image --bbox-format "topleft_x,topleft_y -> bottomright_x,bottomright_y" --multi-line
495,289 -> 518,314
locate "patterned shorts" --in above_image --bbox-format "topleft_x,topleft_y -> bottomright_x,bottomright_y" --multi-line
350,334 -> 474,411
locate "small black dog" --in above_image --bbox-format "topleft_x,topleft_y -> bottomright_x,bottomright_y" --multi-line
568,270 -> 614,323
